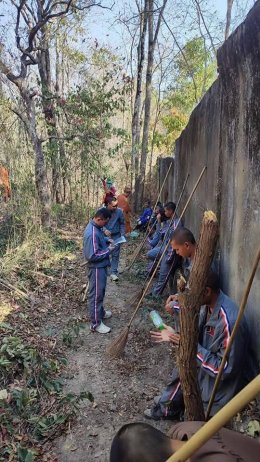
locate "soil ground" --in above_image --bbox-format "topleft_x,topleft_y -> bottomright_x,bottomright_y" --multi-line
1,218 -> 258,461
53,236 -> 176,462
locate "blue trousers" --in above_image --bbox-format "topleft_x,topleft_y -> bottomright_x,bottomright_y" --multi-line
88,266 -> 108,328
151,368 -> 184,419
111,233 -> 121,275
147,246 -> 162,274
148,231 -> 160,248
152,252 -> 182,296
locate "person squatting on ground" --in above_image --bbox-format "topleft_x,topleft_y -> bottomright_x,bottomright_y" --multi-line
135,199 -> 153,231
152,213 -> 184,297
147,202 -> 179,263
148,201 -> 164,230
145,271 -> 253,419
147,203 -> 167,249
147,203 -> 183,297
117,186 -> 132,234
110,421 -> 260,462
104,196 -> 125,282
83,208 -> 115,334
162,227 -> 197,324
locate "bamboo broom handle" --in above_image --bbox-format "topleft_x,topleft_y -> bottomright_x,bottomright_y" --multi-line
150,171 -> 190,267
205,247 -> 260,419
128,167 -> 206,327
133,171 -> 190,289
126,162 -> 174,271
166,375 -> 260,462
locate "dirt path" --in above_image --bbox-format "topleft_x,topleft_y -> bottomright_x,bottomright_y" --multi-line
53,242 -> 175,462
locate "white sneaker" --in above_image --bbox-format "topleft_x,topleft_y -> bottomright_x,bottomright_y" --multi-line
103,310 -> 112,319
110,274 -> 119,282
92,321 -> 111,334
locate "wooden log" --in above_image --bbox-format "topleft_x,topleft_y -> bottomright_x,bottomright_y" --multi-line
177,211 -> 219,421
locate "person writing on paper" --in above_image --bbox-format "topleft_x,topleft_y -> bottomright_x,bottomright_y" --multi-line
83,208 -> 114,334
110,421 -> 260,462
104,196 -> 125,281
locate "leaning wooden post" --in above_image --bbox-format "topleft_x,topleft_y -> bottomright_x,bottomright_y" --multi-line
178,211 -> 219,421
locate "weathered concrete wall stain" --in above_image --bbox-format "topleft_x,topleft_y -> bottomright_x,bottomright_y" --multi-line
158,2 -> 260,360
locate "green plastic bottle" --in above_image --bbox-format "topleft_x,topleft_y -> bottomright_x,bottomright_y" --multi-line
149,310 -> 165,331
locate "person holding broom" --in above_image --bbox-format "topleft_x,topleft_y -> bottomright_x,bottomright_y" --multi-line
110,420 -> 260,461
146,202 -> 179,276
144,271 -> 254,420
83,208 -> 115,334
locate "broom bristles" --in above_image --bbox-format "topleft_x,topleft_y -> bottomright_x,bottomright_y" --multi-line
106,326 -> 130,358
129,288 -> 144,307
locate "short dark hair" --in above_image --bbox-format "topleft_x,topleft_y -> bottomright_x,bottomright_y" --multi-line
206,271 -> 220,292
105,196 -> 117,206
164,202 -> 176,212
171,227 -> 196,245
110,423 -> 174,462
94,207 -> 111,220
144,198 -> 151,206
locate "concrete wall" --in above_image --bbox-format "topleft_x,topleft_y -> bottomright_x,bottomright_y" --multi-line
157,157 -> 175,204
159,2 -> 260,359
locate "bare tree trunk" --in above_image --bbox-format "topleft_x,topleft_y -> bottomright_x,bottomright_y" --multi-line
38,27 -> 63,204
55,37 -> 68,203
178,211 -> 219,420
225,0 -> 234,40
131,0 -> 148,196
25,95 -> 51,227
135,0 -> 168,211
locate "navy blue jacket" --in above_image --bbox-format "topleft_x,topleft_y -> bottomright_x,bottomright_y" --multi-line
197,290 -> 251,414
138,207 -> 153,225
83,220 -> 110,268
104,208 -> 125,236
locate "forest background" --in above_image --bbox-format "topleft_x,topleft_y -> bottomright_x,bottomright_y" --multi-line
0,0 -> 255,272
0,2 -> 258,460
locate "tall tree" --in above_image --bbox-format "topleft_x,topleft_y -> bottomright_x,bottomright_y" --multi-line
0,0 -> 102,226
225,0 -> 234,40
135,0 -> 168,210
131,0 -> 148,190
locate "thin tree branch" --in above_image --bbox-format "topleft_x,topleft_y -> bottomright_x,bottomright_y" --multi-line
162,14 -> 198,103
193,0 -> 216,54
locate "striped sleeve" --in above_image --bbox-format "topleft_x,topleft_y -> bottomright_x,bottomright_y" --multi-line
84,227 -> 110,263
196,306 -> 231,378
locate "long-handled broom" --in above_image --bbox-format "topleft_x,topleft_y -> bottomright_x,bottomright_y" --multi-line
122,161 -> 174,274
106,167 -> 206,358
128,171 -> 190,307
205,246 -> 260,420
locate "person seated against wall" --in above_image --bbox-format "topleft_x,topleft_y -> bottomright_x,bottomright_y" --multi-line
110,421 -> 260,462
144,271 -> 255,420
146,202 -> 179,276
135,199 -> 153,231
147,202 -> 167,244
